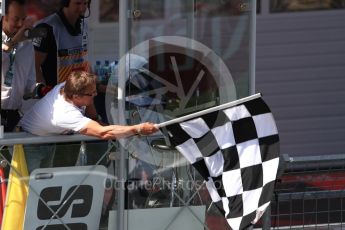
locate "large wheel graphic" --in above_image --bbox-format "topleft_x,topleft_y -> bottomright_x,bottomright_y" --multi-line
105,36 -> 237,167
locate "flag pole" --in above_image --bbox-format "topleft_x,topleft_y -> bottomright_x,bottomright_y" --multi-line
156,93 -> 261,128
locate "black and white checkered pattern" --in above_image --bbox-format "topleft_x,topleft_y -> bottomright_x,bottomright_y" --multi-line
162,97 -> 280,230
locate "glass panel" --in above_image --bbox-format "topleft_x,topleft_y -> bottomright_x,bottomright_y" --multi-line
123,0 -> 253,121
102,1 -> 255,230
270,0 -> 345,13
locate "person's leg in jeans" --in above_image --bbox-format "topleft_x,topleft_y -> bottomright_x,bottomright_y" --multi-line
24,144 -> 56,174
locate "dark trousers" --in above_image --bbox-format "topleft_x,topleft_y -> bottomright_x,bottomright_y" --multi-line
1,109 -> 21,132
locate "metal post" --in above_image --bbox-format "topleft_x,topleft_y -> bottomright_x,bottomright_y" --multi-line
249,0 -> 257,95
118,0 -> 129,229
0,2 -> 4,138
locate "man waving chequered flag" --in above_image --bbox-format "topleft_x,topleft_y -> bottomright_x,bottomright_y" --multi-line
157,94 -> 280,230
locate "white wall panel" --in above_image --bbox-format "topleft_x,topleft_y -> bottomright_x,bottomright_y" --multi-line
256,9 -> 345,156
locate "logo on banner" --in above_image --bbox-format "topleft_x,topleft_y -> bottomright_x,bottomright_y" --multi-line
37,185 -> 93,220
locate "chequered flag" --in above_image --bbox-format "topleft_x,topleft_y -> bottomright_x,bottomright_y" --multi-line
160,96 -> 280,230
